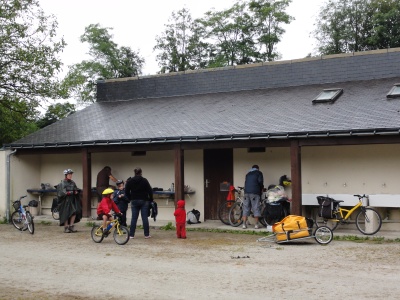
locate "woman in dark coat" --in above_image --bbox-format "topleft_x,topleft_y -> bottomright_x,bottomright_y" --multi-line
56,169 -> 82,233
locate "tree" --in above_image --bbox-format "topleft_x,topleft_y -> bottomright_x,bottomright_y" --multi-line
154,8 -> 212,73
249,0 -> 293,62
36,102 -> 76,129
313,0 -> 400,55
0,0 -> 67,146
63,24 -> 145,104
198,1 -> 257,67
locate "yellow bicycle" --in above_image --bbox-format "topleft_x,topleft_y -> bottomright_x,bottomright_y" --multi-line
91,214 -> 129,245
316,194 -> 382,235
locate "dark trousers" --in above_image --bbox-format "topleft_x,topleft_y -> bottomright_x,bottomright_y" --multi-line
129,200 -> 150,237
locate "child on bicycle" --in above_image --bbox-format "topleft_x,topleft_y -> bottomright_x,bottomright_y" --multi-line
97,188 -> 122,234
173,200 -> 187,239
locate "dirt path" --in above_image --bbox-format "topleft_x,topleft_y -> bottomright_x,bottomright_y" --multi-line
1,223 -> 400,300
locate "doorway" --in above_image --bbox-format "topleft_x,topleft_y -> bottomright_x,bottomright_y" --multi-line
203,148 -> 233,220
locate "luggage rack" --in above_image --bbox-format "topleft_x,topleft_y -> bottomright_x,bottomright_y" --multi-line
257,215 -> 333,245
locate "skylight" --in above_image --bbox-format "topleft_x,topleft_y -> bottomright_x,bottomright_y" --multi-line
387,84 -> 400,99
312,88 -> 343,104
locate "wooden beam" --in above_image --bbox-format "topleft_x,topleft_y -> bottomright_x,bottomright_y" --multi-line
290,140 -> 302,216
174,145 -> 184,204
81,148 -> 91,217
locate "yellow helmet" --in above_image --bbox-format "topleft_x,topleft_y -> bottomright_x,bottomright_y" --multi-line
102,188 -> 114,195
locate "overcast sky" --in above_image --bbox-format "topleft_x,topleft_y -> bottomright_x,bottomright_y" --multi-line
38,0 -> 324,76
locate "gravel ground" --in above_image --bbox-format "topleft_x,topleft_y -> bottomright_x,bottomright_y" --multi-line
1,222 -> 400,300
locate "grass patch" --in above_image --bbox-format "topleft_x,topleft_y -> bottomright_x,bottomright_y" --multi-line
186,227 -> 273,236
160,222 -> 175,230
40,221 -> 52,226
86,221 -> 96,227
0,216 -> 8,224
333,234 -> 400,243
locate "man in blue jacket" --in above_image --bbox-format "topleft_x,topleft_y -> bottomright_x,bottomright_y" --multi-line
243,165 -> 264,229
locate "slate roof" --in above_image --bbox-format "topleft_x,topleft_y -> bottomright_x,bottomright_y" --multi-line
7,76 -> 400,149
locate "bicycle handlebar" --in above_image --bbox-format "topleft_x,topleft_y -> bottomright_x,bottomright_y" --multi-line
353,194 -> 367,198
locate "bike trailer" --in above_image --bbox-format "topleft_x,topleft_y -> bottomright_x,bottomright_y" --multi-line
272,215 -> 313,241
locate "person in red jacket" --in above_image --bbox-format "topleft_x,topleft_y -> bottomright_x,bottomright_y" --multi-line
97,188 -> 121,234
173,200 -> 186,239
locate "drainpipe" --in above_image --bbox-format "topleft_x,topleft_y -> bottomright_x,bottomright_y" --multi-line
6,149 -> 17,222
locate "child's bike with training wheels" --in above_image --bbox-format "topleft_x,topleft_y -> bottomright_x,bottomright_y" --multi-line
11,195 -> 37,234
91,213 -> 130,245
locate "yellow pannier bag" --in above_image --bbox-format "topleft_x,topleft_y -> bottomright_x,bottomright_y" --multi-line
273,215 -> 311,241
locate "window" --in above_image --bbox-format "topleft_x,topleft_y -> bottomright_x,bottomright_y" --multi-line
247,147 -> 265,153
387,84 -> 400,99
312,88 -> 343,104
131,151 -> 146,156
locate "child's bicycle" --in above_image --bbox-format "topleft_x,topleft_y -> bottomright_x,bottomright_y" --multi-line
11,195 -> 37,234
316,194 -> 382,235
91,213 -> 130,245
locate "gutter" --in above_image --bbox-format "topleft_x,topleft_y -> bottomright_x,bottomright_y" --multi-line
3,128 -> 400,149
6,149 -> 17,222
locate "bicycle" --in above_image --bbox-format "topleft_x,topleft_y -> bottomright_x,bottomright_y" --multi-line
218,200 -> 236,225
91,213 -> 130,245
11,195 -> 35,234
51,197 -> 60,220
228,187 -> 245,227
316,194 -> 382,235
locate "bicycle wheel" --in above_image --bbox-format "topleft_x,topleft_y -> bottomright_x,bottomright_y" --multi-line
355,207 -> 382,235
313,226 -> 333,245
91,225 -> 104,243
11,211 -> 24,230
218,201 -> 235,225
113,226 -> 129,245
26,212 -> 34,234
315,213 -> 340,231
228,202 -> 243,227
52,207 -> 60,220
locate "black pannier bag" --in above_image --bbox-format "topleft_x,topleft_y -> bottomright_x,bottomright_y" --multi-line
265,202 -> 284,220
317,196 -> 335,219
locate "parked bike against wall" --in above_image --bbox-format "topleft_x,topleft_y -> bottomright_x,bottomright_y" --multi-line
316,194 -> 382,235
10,195 -> 37,234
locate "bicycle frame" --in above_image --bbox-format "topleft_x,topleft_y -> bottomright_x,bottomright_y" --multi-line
335,201 -> 362,221
334,195 -> 368,221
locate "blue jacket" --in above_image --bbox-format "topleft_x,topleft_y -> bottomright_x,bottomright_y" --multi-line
244,168 -> 264,195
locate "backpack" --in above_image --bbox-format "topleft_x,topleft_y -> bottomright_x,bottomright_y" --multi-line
187,209 -> 201,224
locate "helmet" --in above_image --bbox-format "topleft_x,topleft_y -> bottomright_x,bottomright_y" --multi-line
102,188 -> 114,195
63,169 -> 74,175
116,180 -> 124,186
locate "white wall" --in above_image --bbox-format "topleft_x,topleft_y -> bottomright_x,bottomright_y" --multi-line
0,150 -> 6,221
302,144 -> 400,207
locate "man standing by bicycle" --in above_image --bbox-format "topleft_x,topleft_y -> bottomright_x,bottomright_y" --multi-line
242,165 -> 264,229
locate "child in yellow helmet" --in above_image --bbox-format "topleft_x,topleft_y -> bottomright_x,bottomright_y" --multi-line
97,188 -> 121,234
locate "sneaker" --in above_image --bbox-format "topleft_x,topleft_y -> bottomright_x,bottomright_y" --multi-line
69,226 -> 77,233
144,236 -> 152,239
64,227 -> 71,233
254,225 -> 259,229
242,223 -> 247,229
129,236 -> 135,239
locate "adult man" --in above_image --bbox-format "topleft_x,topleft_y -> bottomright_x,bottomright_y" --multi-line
96,166 -> 118,202
242,164 -> 264,229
